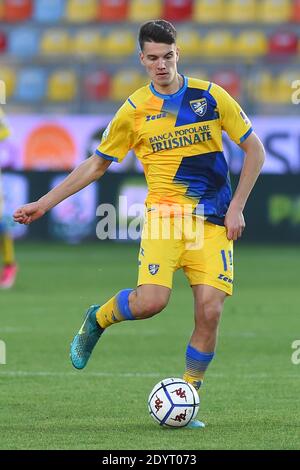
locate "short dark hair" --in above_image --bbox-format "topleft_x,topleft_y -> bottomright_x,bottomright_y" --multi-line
138,20 -> 177,51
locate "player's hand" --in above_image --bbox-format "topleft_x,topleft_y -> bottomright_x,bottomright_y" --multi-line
13,202 -> 46,225
224,204 -> 245,241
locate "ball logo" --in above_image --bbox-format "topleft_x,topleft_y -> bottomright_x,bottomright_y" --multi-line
155,396 -> 163,412
171,387 -> 187,401
172,410 -> 187,423
190,98 -> 207,117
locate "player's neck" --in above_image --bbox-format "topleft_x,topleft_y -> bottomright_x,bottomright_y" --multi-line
153,74 -> 183,96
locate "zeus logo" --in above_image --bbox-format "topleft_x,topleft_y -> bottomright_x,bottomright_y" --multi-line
218,274 -> 233,284
146,112 -> 167,121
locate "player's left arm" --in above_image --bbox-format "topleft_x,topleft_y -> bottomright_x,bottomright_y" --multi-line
225,132 -> 265,241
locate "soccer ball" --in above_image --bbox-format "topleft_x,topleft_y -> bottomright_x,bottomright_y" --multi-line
148,378 -> 200,428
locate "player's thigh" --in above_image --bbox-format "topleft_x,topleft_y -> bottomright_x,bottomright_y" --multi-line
137,216 -> 183,289
182,221 -> 234,296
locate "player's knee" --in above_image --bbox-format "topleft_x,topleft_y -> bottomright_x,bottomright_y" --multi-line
138,297 -> 168,318
199,300 -> 223,330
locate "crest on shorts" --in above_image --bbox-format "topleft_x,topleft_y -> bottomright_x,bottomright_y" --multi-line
190,98 -> 207,117
148,264 -> 160,275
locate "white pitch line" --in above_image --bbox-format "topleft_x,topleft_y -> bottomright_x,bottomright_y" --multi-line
0,370 -> 163,378
0,370 -> 299,379
0,328 -> 258,337
0,327 -> 36,333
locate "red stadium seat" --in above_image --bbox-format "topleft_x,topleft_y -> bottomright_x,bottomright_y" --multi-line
0,30 -> 7,53
4,0 -> 32,22
163,0 -> 192,21
97,0 -> 128,22
84,71 -> 111,100
269,31 -> 298,56
211,70 -> 241,99
292,0 -> 300,22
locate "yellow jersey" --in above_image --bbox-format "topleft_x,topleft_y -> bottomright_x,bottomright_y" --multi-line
96,76 -> 252,225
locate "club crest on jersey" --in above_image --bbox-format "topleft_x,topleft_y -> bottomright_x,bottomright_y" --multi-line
190,98 -> 207,117
148,264 -> 160,275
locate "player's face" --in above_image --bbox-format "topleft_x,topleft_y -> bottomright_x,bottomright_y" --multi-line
140,42 -> 179,93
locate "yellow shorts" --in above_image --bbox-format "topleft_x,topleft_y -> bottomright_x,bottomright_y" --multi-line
137,214 -> 234,295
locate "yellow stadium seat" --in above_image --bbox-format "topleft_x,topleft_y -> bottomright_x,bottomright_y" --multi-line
65,0 -> 97,23
276,71 -> 300,104
73,30 -> 103,56
177,29 -> 201,57
235,31 -> 267,57
193,0 -> 225,23
128,0 -> 162,23
226,0 -> 257,23
202,31 -> 234,58
110,69 -> 144,101
258,0 -> 292,23
0,66 -> 16,99
181,68 -> 208,81
248,71 -> 273,103
103,30 -> 135,58
40,29 -> 71,55
47,70 -> 77,102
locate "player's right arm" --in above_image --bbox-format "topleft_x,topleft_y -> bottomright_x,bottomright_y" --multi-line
14,98 -> 136,225
13,155 -> 111,225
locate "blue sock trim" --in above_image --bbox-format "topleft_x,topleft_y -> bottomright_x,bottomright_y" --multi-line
116,289 -> 135,320
187,345 -> 215,363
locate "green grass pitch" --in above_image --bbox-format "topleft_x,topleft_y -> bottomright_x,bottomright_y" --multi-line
0,242 -> 299,450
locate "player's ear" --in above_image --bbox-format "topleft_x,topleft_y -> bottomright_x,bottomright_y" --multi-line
139,51 -> 145,66
175,47 -> 179,62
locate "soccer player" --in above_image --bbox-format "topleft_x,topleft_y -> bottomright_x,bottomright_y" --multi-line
0,107 -> 18,288
14,21 -> 265,427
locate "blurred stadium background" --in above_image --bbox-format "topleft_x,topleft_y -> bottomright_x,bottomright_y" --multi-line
0,0 -> 300,451
0,0 -> 299,244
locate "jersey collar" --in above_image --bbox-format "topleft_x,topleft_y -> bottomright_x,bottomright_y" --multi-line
150,74 -> 187,100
